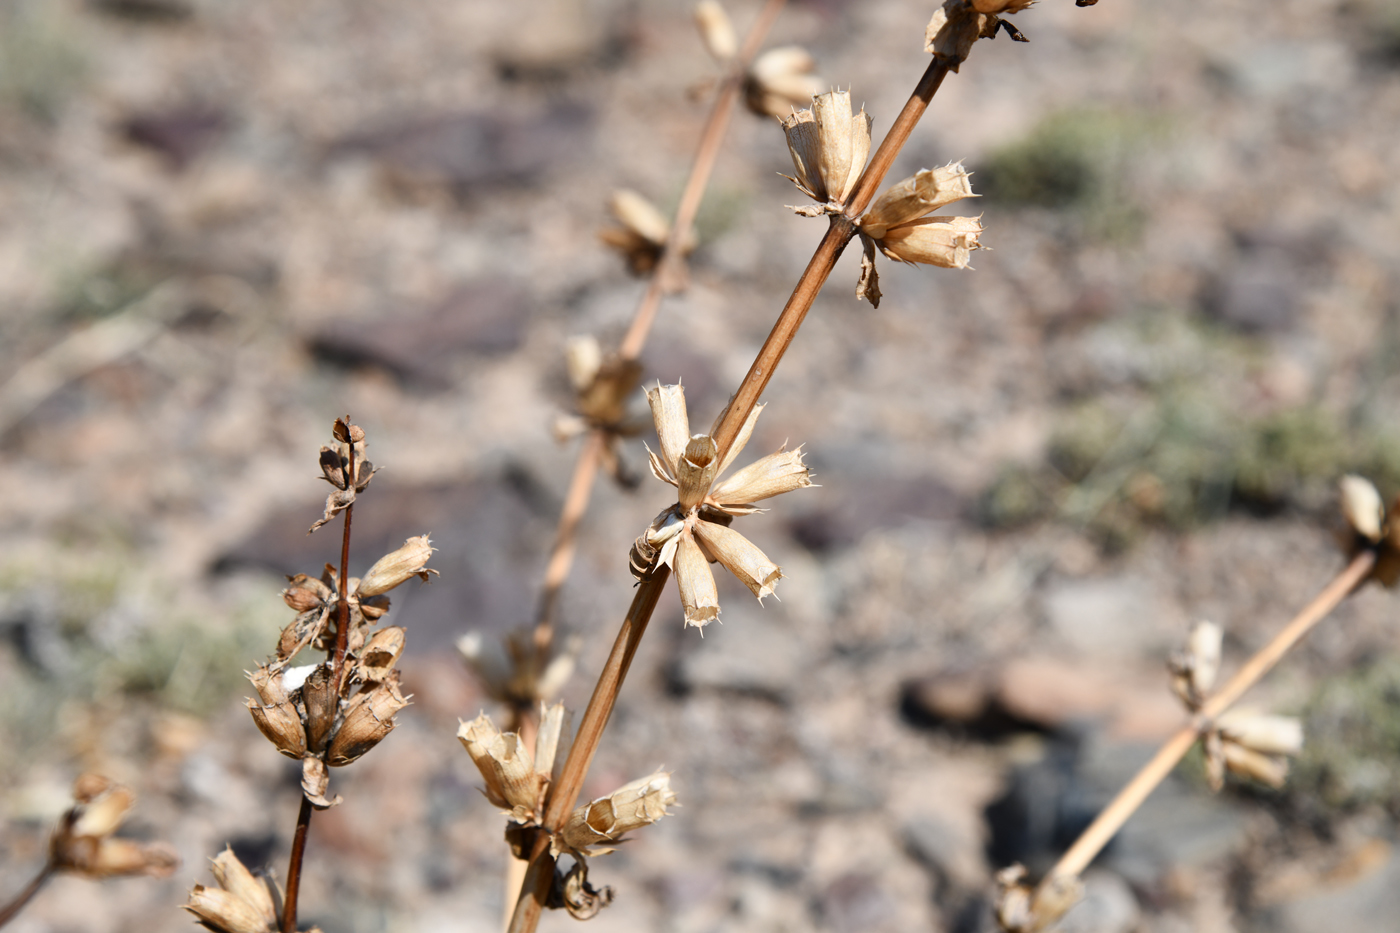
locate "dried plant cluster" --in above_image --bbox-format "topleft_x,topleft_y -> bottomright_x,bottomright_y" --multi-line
3,2 -> 1398,932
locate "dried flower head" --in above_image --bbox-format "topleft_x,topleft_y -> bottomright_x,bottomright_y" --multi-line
744,46 -> 826,118
854,163 -> 983,307
926,0 -> 1033,71
637,383 -> 813,628
1334,474 -> 1400,587
780,89 -> 872,213
310,417 -> 378,533
1168,620 -> 1222,711
597,189 -> 696,292
555,771 -> 678,857
993,864 -> 1082,933
49,774 -> 178,880
185,847 -> 279,933
457,704 -> 568,824
1203,708 -> 1304,792
551,335 -> 647,487
694,0 -> 737,61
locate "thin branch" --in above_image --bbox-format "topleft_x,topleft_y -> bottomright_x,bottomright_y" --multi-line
1043,548 -> 1378,885
332,440 -> 355,688
532,431 -> 606,645
281,795 -> 315,933
0,864 -> 53,929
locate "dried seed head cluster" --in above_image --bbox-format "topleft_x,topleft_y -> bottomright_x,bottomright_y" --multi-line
597,189 -> 696,292
246,421 -> 435,807
551,335 -> 647,487
635,383 -> 813,628
185,847 -> 321,933
994,866 -> 1081,933
855,162 -> 983,307
458,704 -> 677,918
926,0 -> 1034,70
780,89 -> 872,214
745,47 -> 826,118
1167,621 -> 1304,792
457,629 -> 579,712
48,774 -> 178,880
1338,474 -> 1400,585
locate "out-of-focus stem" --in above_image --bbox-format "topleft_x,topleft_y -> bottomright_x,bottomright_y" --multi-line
532,432 -> 606,646
281,796 -> 315,933
1043,548 -> 1377,885
0,864 -> 53,929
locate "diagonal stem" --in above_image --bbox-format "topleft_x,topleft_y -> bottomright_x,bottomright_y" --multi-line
0,864 -> 53,929
1043,548 -> 1377,886
281,796 -> 315,933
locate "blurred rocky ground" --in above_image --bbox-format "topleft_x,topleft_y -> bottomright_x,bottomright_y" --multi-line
3,0 -> 1400,931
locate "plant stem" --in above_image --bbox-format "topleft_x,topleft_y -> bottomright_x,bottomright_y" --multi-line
1043,548 -> 1377,885
0,864 -> 53,929
507,570 -> 671,933
618,0 -> 788,361
532,431 -> 606,646
281,795 -> 315,933
332,437 -> 356,689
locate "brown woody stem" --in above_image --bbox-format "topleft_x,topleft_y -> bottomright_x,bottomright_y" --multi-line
281,795 -> 315,933
0,864 -> 53,929
1043,548 -> 1377,886
333,437 -> 355,688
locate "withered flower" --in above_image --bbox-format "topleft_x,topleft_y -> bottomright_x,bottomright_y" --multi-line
926,0 -> 1034,71
993,864 -> 1081,933
554,771 -> 678,857
1203,709 -> 1304,792
310,417 -> 378,533
744,46 -> 826,118
457,704 -> 567,824
1335,474 -> 1400,586
1168,620 -> 1222,711
551,335 -> 647,488
597,189 -> 696,292
780,89 -> 872,214
185,847 -> 324,933
638,383 -> 813,628
854,162 -> 983,308
48,774 -> 178,880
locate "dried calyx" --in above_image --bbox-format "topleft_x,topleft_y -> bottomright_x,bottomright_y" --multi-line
310,417 -> 378,533
854,162 -> 984,307
551,335 -> 647,487
185,847 -> 322,933
926,1 -> 1036,70
745,46 -> 825,118
1338,474 -> 1400,586
635,383 -> 814,628
597,189 -> 696,292
994,866 -> 1081,933
780,89 -> 871,215
48,774 -> 178,880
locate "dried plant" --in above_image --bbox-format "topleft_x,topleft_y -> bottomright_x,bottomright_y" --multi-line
0,774 -> 177,927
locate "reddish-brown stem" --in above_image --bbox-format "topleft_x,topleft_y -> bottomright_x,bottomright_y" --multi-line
0,864 -> 53,929
1043,548 -> 1377,887
618,0 -> 788,361
507,570 -> 671,933
332,435 -> 356,688
281,795 -> 314,933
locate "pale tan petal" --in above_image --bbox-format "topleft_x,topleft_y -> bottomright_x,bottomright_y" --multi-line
694,0 -> 737,61
860,163 -> 976,238
1217,711 -> 1303,756
70,783 -> 134,839
781,109 -> 824,201
565,335 -> 603,393
813,90 -> 854,205
1222,742 -> 1290,787
209,847 -> 277,928
646,384 -> 691,476
1341,474 -> 1385,542
675,531 -> 720,628
610,189 -> 671,246
840,106 -> 872,204
710,446 -> 812,505
676,434 -> 720,511
645,443 -> 678,486
879,215 -> 983,268
533,702 -> 568,778
691,519 -> 783,601
357,535 -> 436,596
713,402 -> 764,479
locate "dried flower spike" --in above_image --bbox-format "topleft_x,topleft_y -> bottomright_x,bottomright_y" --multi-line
854,163 -> 983,308
745,46 -> 826,118
49,774 -> 178,880
637,383 -> 813,628
780,89 -> 872,214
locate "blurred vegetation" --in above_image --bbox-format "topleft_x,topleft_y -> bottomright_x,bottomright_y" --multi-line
0,0 -> 89,120
0,551 -> 283,779
977,316 -> 1400,550
976,108 -> 1162,243
1291,658 -> 1400,816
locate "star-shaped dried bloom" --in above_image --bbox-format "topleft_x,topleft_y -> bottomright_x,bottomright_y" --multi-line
854,162 -> 983,308
780,89 -> 872,214
745,46 -> 826,118
457,704 -> 567,825
637,383 -> 812,628
48,774 -> 178,880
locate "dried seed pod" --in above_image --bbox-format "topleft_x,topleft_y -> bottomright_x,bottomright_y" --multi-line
356,626 -> 406,683
1222,741 -> 1290,787
557,771 -> 677,854
691,519 -> 782,600
246,666 -> 307,760
1217,710 -> 1303,757
1169,620 -> 1223,709
858,164 -> 977,239
780,91 -> 871,209
184,847 -> 279,933
646,383 -> 691,481
457,714 -> 548,818
300,663 -> 338,754
709,445 -> 813,507
283,573 -> 332,612
925,0 -> 1012,70
1341,474 -> 1385,543
694,0 -> 736,61
677,434 -> 720,511
565,335 -> 604,394
357,535 -> 437,597
877,215 -> 984,267
745,46 -> 825,118
675,532 -> 720,628
327,674 -> 410,765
